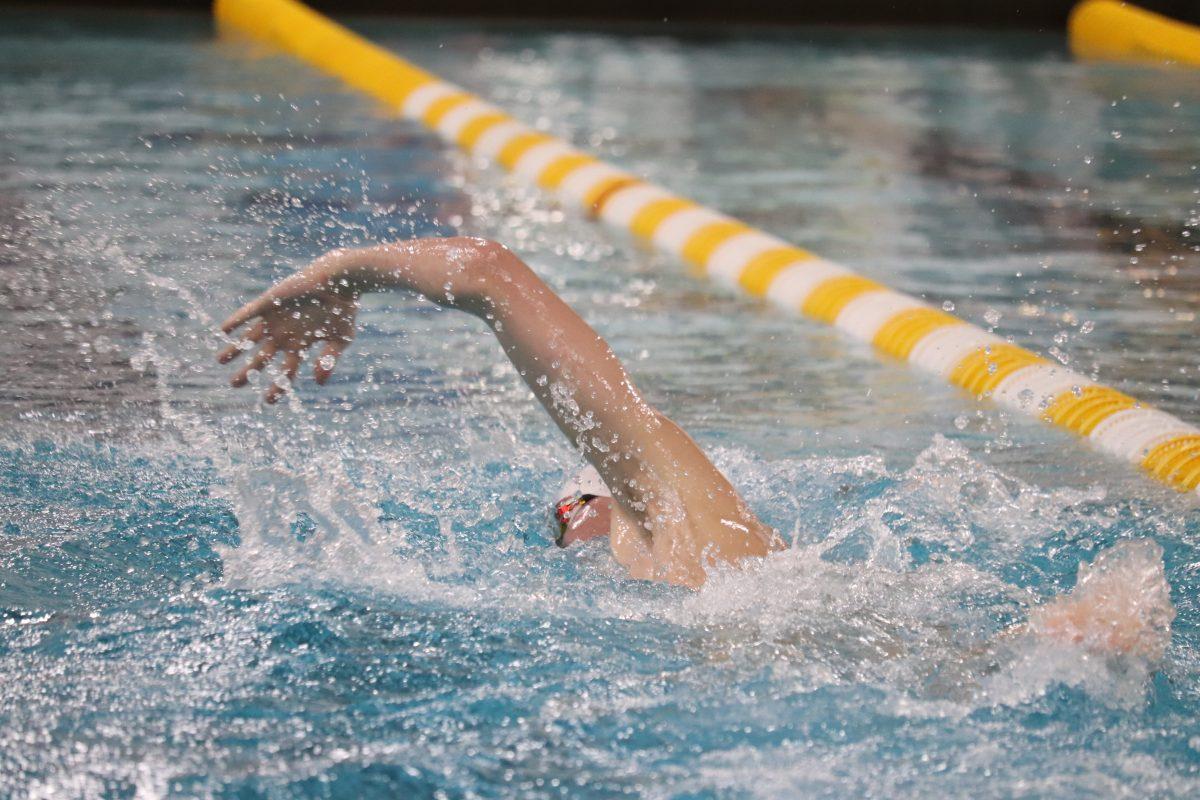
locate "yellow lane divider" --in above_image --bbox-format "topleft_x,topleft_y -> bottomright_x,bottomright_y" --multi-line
215,0 -> 1200,494
1069,0 -> 1200,67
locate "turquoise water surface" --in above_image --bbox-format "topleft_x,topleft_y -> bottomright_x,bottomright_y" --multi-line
2,9 -> 1200,798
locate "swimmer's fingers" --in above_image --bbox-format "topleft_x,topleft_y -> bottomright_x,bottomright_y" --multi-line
313,340 -> 349,385
221,295 -> 274,335
222,270 -> 325,333
265,350 -> 302,404
230,341 -> 278,388
217,320 -> 266,364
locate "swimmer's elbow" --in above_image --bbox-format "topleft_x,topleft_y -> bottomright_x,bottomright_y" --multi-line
441,236 -> 530,312
443,235 -> 512,264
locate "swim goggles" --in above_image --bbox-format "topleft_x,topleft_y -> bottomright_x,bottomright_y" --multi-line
554,493 -> 599,547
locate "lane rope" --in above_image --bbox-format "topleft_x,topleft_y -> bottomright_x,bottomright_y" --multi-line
215,0 -> 1200,494
1069,0 -> 1200,68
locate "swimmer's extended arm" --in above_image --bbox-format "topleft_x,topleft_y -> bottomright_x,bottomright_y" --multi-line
220,237 -> 781,587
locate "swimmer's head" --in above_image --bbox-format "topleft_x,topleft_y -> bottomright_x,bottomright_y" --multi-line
554,465 -> 612,547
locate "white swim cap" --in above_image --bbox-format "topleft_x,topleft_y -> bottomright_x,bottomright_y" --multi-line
556,464 -> 611,502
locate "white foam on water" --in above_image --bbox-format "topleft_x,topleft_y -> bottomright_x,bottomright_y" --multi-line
888,434 -> 1109,553
684,729 -> 1200,800
664,542 -> 1012,694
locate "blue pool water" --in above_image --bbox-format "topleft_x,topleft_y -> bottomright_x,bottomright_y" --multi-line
2,9 -> 1200,798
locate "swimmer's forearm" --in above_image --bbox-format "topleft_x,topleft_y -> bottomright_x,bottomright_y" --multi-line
305,237 -> 503,314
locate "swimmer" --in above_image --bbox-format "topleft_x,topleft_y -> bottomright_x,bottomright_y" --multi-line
220,236 -> 782,589
219,236 -> 1174,657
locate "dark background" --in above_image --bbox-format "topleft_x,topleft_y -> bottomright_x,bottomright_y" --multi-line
10,0 -> 1200,28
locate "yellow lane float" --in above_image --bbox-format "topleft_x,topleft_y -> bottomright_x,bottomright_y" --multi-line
1070,0 -> 1200,67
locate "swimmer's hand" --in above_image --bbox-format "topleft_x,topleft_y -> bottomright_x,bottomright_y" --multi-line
1025,539 -> 1175,660
219,260 -> 359,403
219,238 -> 498,403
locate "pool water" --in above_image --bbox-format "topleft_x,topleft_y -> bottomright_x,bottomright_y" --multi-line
3,8 -> 1200,798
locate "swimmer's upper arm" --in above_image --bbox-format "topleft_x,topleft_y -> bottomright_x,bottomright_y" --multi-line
473,249 -> 781,586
